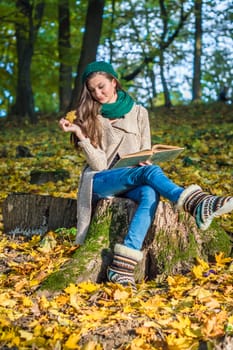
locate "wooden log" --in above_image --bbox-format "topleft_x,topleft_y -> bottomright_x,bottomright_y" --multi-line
2,193 -> 77,236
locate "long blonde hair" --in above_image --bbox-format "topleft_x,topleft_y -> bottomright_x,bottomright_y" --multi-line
71,72 -> 122,149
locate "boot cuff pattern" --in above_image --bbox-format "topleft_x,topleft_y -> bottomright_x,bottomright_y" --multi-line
114,243 -> 143,262
177,185 -> 202,210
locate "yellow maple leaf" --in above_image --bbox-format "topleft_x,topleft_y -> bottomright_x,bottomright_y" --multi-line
135,326 -> 151,336
196,257 -> 209,270
215,252 -> 232,267
39,295 -> 50,309
22,296 -> 33,307
203,311 -> 227,337
1,333 -> 21,347
128,337 -> 146,349
30,323 -> 42,336
191,265 -> 204,279
57,315 -> 72,326
113,288 -> 129,301
170,315 -> 191,331
0,293 -> 17,307
78,281 -> 100,293
0,316 -> 11,327
192,258 -> 212,279
64,283 -> 79,295
166,333 -> 199,350
64,333 -> 80,349
29,279 -> 40,287
167,275 -> 190,289
70,293 -> 83,311
14,278 -> 28,292
65,110 -> 77,123
169,315 -> 200,339
167,275 -> 176,286
55,294 -> 70,305
19,330 -> 34,340
204,297 -> 220,309
189,286 -> 212,300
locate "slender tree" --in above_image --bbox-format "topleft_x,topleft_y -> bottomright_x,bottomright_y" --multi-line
111,0 -> 191,107
192,0 -> 202,102
158,0 -> 191,107
14,0 -> 45,123
58,0 -> 72,112
70,0 -> 105,108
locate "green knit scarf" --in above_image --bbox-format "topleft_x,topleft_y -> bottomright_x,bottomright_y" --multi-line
101,90 -> 134,119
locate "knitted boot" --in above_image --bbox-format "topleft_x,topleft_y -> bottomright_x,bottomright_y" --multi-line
177,185 -> 233,230
107,243 -> 143,292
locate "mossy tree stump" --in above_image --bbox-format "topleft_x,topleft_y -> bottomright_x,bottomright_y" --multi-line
42,197 -> 231,291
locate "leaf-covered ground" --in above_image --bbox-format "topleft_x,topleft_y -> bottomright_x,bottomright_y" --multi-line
0,103 -> 232,349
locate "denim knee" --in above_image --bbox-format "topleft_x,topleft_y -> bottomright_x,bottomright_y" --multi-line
124,185 -> 159,250
139,185 -> 160,206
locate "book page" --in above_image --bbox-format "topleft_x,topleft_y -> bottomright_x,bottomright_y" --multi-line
112,145 -> 184,168
152,144 -> 183,152
150,148 -> 184,163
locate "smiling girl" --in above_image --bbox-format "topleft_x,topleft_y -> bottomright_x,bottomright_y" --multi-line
59,61 -> 233,291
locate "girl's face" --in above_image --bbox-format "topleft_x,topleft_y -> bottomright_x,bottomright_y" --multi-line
87,74 -> 117,104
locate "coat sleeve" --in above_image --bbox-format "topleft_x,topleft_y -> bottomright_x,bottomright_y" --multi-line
78,138 -> 108,171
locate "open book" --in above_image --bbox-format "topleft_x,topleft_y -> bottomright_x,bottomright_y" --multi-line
112,144 -> 184,169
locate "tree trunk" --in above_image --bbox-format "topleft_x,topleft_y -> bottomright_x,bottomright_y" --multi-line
58,0 -> 72,113
192,0 -> 202,102
158,0 -> 191,107
70,0 -> 105,108
14,0 -> 45,124
159,50 -> 172,107
40,197 -> 231,291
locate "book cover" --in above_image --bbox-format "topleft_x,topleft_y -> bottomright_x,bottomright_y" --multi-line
112,144 -> 184,169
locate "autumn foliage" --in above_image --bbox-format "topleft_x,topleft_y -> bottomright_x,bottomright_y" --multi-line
0,103 -> 232,349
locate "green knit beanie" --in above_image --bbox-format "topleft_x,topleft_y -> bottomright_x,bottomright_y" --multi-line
82,61 -> 118,83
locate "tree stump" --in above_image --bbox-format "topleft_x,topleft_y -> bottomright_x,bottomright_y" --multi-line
41,197 -> 231,291
2,193 -> 231,290
2,193 -> 77,236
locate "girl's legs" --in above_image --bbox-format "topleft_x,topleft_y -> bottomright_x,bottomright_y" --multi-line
93,167 -> 164,250
121,186 -> 160,250
93,168 -> 162,291
93,164 -> 183,202
106,186 -> 159,292
93,179 -> 159,250
93,165 -> 233,290
93,165 -> 233,231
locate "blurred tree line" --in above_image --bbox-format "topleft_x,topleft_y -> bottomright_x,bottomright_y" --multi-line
0,0 -> 232,123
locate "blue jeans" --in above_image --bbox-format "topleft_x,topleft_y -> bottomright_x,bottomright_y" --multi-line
93,165 -> 184,250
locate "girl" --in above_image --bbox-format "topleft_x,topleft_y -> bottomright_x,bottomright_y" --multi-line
59,61 -> 233,291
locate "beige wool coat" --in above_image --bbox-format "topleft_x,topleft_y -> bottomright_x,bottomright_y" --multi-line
75,103 -> 151,244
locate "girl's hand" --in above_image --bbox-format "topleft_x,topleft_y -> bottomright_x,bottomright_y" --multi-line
59,118 -> 86,140
59,118 -> 73,131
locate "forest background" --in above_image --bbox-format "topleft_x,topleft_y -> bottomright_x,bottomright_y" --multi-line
0,0 -> 233,122
0,1 -> 233,349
